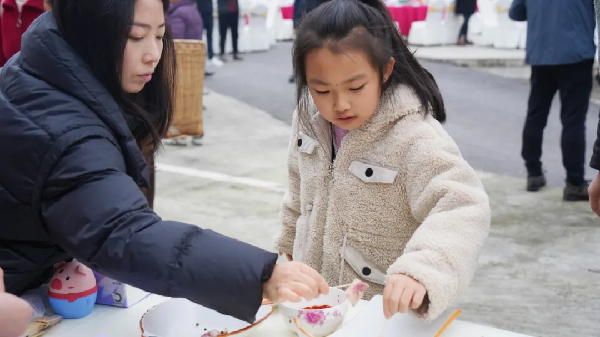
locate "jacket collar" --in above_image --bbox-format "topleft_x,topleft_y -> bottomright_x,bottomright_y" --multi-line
17,12 -> 150,187
309,84 -> 423,155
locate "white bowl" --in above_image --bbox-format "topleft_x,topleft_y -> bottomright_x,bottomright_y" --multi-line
140,298 -> 274,337
279,287 -> 349,337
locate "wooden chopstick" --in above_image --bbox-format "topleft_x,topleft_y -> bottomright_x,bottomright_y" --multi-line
433,309 -> 462,337
293,318 -> 315,337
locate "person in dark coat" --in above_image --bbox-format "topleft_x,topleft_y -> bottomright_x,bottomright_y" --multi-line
510,0 -> 595,200
455,0 -> 476,45
216,0 -> 242,61
196,0 -> 221,66
0,0 -> 328,324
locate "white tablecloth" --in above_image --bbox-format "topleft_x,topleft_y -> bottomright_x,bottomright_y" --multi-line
44,295 -> 531,337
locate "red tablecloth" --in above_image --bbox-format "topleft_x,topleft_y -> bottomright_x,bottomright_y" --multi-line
281,5 -> 293,20
280,5 -> 427,35
388,5 -> 428,36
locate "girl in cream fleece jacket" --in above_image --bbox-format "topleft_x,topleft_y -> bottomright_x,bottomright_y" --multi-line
274,0 -> 491,322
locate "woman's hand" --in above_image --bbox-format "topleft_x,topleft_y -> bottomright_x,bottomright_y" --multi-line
263,261 -> 329,304
0,268 -> 34,337
382,274 -> 427,319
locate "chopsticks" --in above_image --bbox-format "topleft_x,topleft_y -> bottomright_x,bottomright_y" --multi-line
433,309 -> 462,337
293,318 -> 315,337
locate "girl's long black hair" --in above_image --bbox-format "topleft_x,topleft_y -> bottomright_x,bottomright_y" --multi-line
51,0 -> 176,154
292,0 -> 445,135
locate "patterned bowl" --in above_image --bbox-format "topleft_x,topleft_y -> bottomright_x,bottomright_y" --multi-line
279,287 -> 349,337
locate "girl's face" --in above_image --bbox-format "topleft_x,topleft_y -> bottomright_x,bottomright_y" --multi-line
305,48 -> 394,130
122,0 -> 166,93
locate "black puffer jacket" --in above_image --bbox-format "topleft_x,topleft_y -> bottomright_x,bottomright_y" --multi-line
0,13 -> 277,323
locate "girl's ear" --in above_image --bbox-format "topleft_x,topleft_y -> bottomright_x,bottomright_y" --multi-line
383,57 -> 395,83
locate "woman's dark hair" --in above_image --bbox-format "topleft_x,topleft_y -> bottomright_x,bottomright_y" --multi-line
292,0 -> 445,133
51,0 -> 176,153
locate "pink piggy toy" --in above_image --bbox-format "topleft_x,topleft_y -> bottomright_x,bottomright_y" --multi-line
48,261 -> 98,319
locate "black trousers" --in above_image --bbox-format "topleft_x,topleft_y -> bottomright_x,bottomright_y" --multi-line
522,59 -> 593,185
218,11 -> 239,55
459,13 -> 472,37
200,11 -> 215,59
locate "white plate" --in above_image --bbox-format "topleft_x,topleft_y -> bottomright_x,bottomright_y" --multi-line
140,298 -> 274,337
330,295 -> 461,336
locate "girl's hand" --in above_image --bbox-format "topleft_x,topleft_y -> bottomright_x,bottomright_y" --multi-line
382,274 -> 426,319
278,252 -> 293,261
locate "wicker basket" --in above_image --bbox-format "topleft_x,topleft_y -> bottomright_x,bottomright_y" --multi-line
167,39 -> 206,138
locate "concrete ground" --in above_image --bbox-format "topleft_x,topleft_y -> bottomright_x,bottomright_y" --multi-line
410,44 -> 527,67
204,42 -> 600,189
155,90 -> 600,337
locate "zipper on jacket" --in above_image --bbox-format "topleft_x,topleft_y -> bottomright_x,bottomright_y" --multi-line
17,11 -> 22,28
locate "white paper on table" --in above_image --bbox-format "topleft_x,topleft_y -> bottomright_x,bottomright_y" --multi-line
330,295 -> 460,337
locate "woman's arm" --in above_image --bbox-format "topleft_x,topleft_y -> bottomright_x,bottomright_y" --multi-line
41,136 -> 278,324
387,115 -> 491,321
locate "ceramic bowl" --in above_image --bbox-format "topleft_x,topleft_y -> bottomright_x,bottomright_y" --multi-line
140,298 -> 274,337
279,287 -> 349,337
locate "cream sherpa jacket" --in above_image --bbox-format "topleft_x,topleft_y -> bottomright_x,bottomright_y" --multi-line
274,85 -> 491,321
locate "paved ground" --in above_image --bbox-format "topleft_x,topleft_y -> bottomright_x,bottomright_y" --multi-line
204,42 -> 600,188
155,90 -> 600,337
411,44 -> 526,67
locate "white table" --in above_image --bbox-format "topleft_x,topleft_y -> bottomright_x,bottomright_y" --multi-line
45,295 -> 531,337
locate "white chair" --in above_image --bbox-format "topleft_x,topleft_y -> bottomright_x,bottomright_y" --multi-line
264,0 -> 280,44
275,0 -> 295,41
492,0 -> 520,49
471,0 -> 499,46
440,0 -> 462,45
247,2 -> 271,51
407,0 -> 445,46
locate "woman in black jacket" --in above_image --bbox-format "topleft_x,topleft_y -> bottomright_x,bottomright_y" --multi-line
0,0 -> 328,325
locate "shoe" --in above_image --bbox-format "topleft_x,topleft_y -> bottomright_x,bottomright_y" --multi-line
563,180 -> 590,201
211,58 -> 224,67
205,70 -> 214,77
191,135 -> 203,146
526,174 -> 546,192
288,74 -> 296,83
218,54 -> 227,63
233,54 -> 243,61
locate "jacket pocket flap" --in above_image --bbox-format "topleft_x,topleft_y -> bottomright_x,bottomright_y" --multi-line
349,160 -> 398,183
297,133 -> 318,154
340,245 -> 386,285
